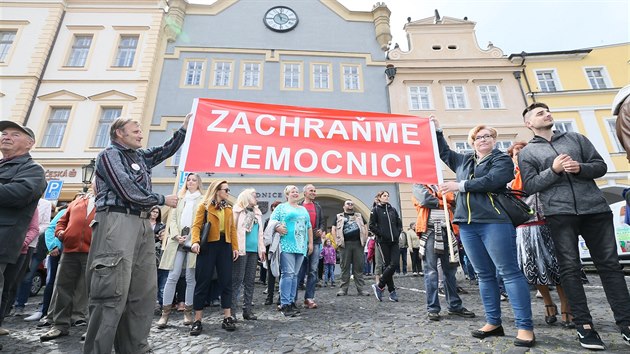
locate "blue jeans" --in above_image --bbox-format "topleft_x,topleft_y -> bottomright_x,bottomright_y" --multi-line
156,269 -> 169,306
41,254 -> 60,316
15,252 -> 44,308
297,243 -> 321,300
459,223 -> 533,330
423,227 -> 463,313
323,264 -> 335,283
280,252 -> 304,306
363,253 -> 371,274
397,247 -> 408,274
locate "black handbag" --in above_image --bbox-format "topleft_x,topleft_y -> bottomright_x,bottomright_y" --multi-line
492,189 -> 534,227
200,209 -> 211,244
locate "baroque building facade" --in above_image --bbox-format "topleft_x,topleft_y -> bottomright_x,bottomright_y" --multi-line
386,14 -> 532,226
146,0 -> 393,224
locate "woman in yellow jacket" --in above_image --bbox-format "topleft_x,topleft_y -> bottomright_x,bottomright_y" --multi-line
189,180 -> 239,335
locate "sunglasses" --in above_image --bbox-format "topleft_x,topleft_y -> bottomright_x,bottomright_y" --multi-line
345,202 -> 353,206
219,188 -> 230,193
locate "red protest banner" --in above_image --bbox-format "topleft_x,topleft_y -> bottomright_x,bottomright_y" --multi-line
180,98 -> 439,184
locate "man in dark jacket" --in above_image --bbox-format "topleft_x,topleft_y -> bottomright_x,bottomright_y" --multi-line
0,121 -> 47,338
519,102 -> 630,350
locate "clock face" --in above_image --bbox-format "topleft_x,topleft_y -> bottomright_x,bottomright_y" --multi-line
264,6 -> 298,32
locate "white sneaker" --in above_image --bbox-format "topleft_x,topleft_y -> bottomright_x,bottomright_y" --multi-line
25,311 -> 43,321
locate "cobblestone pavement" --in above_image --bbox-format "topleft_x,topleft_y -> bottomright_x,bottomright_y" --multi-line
1,272 -> 629,353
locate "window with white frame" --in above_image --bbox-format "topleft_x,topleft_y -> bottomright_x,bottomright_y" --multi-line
553,121 -> 574,133
171,148 -> 182,167
184,61 -> 204,86
0,30 -> 17,63
408,86 -> 432,110
242,62 -> 261,88
478,85 -> 501,109
455,141 -> 473,154
213,61 -> 232,87
41,107 -> 71,148
585,68 -> 608,89
605,118 -> 624,152
536,70 -> 558,92
283,63 -> 301,89
66,35 -> 93,67
444,85 -> 467,109
342,65 -> 360,91
113,35 -> 139,67
312,64 -> 330,90
495,140 -> 512,152
93,107 -> 122,148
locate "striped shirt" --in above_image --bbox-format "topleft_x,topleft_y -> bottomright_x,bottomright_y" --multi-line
94,128 -> 186,211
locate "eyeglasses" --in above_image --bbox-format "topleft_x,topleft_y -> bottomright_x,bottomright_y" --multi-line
219,188 -> 230,193
475,134 -> 494,141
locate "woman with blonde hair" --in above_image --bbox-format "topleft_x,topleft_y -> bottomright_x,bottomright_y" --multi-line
189,180 -> 238,335
156,173 -> 203,329
269,185 -> 313,317
231,188 -> 265,320
433,117 -> 535,347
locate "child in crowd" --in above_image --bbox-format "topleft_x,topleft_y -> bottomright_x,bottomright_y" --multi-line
321,239 -> 336,287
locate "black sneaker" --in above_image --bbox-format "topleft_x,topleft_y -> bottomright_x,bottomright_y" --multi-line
576,324 -> 605,350
448,307 -> 476,318
280,304 -> 295,317
620,325 -> 630,347
222,316 -> 236,331
290,302 -> 301,315
189,320 -> 202,336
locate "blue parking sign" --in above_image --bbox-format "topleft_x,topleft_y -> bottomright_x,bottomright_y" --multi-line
44,180 -> 64,200
178,171 -> 190,189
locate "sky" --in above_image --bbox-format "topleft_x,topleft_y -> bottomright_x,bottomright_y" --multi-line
189,0 -> 629,55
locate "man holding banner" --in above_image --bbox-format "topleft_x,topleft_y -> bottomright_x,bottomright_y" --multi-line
83,114 -> 189,354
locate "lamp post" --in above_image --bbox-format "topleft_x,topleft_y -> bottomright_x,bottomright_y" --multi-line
385,64 -> 397,81
82,158 -> 96,192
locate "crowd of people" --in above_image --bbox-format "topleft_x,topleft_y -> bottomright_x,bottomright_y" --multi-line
0,97 -> 629,352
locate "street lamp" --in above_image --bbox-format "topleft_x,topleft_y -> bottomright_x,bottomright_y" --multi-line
385,64 -> 397,81
82,158 -> 96,192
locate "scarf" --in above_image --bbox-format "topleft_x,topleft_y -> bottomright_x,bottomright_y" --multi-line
211,199 -> 228,210
418,221 -> 460,266
241,207 -> 257,232
180,190 -> 201,229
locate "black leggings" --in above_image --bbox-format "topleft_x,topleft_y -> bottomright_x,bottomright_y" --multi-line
193,239 -> 233,311
376,242 -> 399,292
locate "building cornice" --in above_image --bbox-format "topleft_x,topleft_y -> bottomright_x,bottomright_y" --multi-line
164,47 -> 386,66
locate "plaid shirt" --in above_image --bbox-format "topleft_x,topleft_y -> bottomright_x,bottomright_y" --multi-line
94,128 -> 186,211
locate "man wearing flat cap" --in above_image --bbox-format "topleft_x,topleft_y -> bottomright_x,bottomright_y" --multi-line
0,121 -> 46,336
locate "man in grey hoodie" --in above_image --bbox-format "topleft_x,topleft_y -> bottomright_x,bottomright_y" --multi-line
518,102 -> 630,351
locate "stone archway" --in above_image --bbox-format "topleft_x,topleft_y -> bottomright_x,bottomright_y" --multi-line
314,188 -> 371,228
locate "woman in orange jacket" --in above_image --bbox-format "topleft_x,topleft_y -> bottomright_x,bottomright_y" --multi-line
189,180 -> 238,335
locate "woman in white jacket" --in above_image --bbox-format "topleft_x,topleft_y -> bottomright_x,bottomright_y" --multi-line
231,188 -> 265,320
156,173 -> 203,328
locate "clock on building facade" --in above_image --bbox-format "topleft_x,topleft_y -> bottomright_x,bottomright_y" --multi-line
263,6 -> 298,32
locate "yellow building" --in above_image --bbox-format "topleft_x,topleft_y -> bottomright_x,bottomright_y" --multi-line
509,43 -> 630,203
